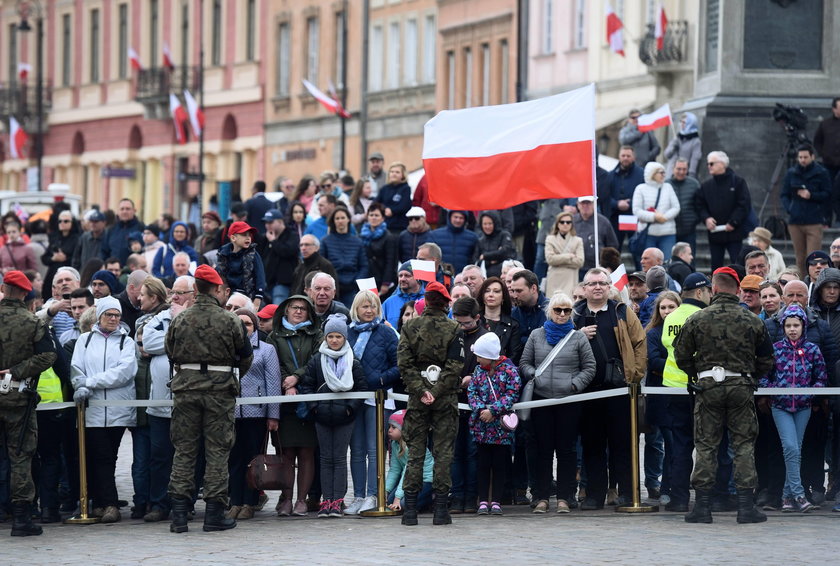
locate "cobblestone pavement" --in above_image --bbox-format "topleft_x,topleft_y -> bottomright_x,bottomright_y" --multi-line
5,431 -> 838,565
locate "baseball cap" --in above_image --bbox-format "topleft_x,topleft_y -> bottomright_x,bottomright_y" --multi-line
628,271 -> 647,283
368,152 -> 384,161
713,266 -> 741,285
406,206 -> 426,218
577,195 -> 596,202
806,250 -> 833,267
682,273 -> 711,290
740,274 -> 762,292
257,304 -> 279,320
87,210 -> 106,222
228,221 -> 257,237
262,209 -> 284,222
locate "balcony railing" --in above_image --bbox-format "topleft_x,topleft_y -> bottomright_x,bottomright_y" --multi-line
639,20 -> 688,67
0,81 -> 52,131
135,66 -> 201,103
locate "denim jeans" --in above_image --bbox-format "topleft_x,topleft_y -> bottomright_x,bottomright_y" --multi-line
148,415 -> 174,512
534,243 -> 547,281
271,284 -> 291,305
772,407 -> 811,499
350,404 -> 392,498
388,482 -> 433,511
644,426 -> 664,490
645,234 -> 676,262
131,426 -> 151,508
450,412 -> 477,501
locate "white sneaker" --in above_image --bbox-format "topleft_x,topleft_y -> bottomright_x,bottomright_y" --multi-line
344,497 -> 365,515
358,495 -> 377,513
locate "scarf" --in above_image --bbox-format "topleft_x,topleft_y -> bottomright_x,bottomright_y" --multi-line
360,222 -> 388,246
349,318 -> 381,359
282,318 -> 312,331
544,320 -> 574,346
319,340 -> 355,392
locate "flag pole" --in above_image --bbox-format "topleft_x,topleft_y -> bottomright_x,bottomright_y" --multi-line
339,0 -> 348,171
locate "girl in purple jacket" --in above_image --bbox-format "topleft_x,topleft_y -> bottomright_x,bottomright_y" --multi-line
758,304 -> 827,513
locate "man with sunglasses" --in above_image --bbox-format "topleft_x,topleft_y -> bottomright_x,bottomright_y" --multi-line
805,251 -> 833,286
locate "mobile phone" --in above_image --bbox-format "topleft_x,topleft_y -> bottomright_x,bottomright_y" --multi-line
62,293 -> 71,300
585,315 -> 596,327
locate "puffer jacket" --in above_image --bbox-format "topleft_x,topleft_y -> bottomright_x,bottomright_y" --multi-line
518,328 -> 595,398
348,322 -> 401,391
780,160 -> 833,225
216,241 -> 267,301
71,325 -> 138,428
631,163 -> 680,237
235,331 -> 282,420
299,352 -> 367,426
467,357 -> 521,445
142,307 -> 174,419
321,231 -> 369,295
760,337 -> 827,413
428,210 -> 479,273
472,211 -> 517,278
765,306 -> 838,385
398,227 -> 432,263
812,268 -> 840,360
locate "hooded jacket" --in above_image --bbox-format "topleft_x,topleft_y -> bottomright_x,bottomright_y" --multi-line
812,268 -> 840,373
519,328 -> 595,399
765,302 -> 838,385
665,112 -> 703,177
428,210 -> 479,273
398,226 -> 432,263
151,221 -> 200,278
631,163 -> 680,237
101,215 -> 145,265
472,211 -> 517,278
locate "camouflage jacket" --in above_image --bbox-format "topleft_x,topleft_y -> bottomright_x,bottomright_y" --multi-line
165,293 -> 253,393
397,306 -> 464,399
674,292 -> 773,380
0,297 -> 56,382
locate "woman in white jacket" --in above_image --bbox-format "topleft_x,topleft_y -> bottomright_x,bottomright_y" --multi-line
632,162 -> 680,258
71,295 -> 138,523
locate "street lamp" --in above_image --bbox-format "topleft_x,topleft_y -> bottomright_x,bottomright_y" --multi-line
16,0 -> 43,192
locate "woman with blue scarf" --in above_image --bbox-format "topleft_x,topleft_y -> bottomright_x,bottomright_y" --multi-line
151,221 -> 199,278
519,292 -> 596,514
361,203 -> 398,297
344,290 -> 400,514
665,112 -> 703,177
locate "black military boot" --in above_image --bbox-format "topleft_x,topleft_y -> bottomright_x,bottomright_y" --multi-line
11,502 -> 43,537
736,489 -> 767,524
170,497 -> 190,533
401,492 -> 418,526
432,492 -> 452,525
203,500 -> 236,532
684,490 -> 713,524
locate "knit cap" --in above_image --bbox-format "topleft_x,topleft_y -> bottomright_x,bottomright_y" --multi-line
324,313 -> 348,339
96,296 -> 122,320
389,410 -> 406,430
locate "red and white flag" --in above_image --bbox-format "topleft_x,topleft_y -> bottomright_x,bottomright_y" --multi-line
17,62 -> 31,81
327,79 -> 351,119
637,103 -> 672,132
605,2 -> 625,56
9,116 -> 28,159
618,215 -> 638,232
169,93 -> 188,145
423,84 -> 595,211
128,47 -> 143,71
410,260 -> 437,283
183,89 -> 205,139
163,42 -> 175,71
610,264 -> 628,291
655,3 -> 668,51
356,277 -> 378,294
302,79 -> 351,119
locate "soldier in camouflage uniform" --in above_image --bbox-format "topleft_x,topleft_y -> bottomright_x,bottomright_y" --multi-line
165,265 -> 253,533
0,271 -> 56,536
674,267 -> 774,524
397,281 -> 464,526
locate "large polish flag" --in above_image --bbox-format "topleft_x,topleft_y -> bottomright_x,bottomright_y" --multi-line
422,84 -> 595,211
637,103 -> 672,132
606,2 -> 625,56
655,3 -> 668,51
9,116 -> 27,159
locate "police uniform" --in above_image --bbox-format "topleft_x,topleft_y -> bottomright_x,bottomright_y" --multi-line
397,282 -> 464,525
0,271 -> 56,536
674,268 -> 773,523
165,265 -> 253,532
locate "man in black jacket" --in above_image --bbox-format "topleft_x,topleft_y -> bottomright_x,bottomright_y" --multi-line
667,242 -> 694,287
261,210 -> 299,304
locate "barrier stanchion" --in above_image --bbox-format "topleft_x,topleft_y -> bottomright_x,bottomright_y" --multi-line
616,382 -> 657,514
360,389 -> 398,518
65,403 -> 100,524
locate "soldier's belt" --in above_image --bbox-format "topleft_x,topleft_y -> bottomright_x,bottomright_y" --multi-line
0,376 -> 24,394
697,367 -> 751,383
178,363 -> 233,372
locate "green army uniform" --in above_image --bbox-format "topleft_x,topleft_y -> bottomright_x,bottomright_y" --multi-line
0,297 -> 56,534
165,293 -> 253,507
674,291 -> 773,523
397,304 -> 463,523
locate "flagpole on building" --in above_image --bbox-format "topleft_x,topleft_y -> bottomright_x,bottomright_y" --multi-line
197,0 -> 205,215
339,0 -> 348,171
359,0 -> 370,176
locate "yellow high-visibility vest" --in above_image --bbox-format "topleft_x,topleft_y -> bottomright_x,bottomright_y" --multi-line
36,367 -> 64,403
662,303 -> 702,388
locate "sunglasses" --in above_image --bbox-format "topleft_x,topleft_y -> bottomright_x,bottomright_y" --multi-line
557,220 -> 573,225
553,307 -> 572,315
58,219 -> 72,223
707,162 -> 718,166
808,259 -> 829,266
778,279 -> 792,286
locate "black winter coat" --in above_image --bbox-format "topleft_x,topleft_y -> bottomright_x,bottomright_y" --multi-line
695,168 -> 751,244
262,228 -> 300,287
365,230 -> 399,288
299,352 -> 367,426
473,212 -> 517,278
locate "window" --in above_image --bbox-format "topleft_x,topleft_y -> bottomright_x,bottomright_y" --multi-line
542,0 -> 553,54
388,21 -> 400,89
180,2 -> 189,67
246,0 -> 256,61
404,19 -> 417,86
7,24 -> 16,86
423,15 -> 436,83
481,44 -> 490,106
500,39 -> 509,104
573,0 -> 586,49
335,11 -> 345,89
150,0 -> 158,69
212,0 -> 222,66
370,25 -> 383,91
463,47 -> 472,108
446,51 -> 455,109
118,3 -> 128,78
90,9 -> 100,82
62,14 -> 72,86
276,21 -> 291,96
306,16 -> 319,81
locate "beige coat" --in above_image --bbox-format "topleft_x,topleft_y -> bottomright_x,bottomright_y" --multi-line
544,233 -> 584,298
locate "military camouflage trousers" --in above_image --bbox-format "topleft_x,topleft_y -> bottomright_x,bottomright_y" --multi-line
0,391 -> 38,503
402,395 -> 458,495
691,376 -> 758,491
168,390 -> 235,504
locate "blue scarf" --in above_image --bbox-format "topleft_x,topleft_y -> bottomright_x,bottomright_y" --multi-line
360,222 -> 388,246
350,318 -> 381,359
544,320 -> 574,346
282,318 -> 312,331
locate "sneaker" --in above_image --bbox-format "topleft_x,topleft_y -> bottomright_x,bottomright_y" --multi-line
781,498 -> 795,513
238,504 -> 255,520
795,496 -> 814,513
358,495 -> 377,513
477,501 -> 489,515
329,499 -> 344,518
277,498 -> 293,517
292,500 -> 308,516
532,500 -> 549,514
100,506 -> 121,523
490,502 -> 503,516
317,501 -> 331,518
344,497 -> 365,515
514,490 -> 530,506
255,491 -> 268,511
556,499 -> 570,513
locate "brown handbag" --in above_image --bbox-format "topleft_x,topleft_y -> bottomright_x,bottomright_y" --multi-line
246,431 -> 293,491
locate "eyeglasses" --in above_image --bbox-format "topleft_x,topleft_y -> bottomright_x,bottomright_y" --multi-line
409,217 -> 423,221
584,281 -> 610,287
831,245 -> 840,250
58,219 -> 72,223
287,305 -> 308,312
552,307 -> 572,315
557,220 -> 572,225
320,183 -> 333,189
171,290 -> 194,296
707,162 -> 718,166
629,115 -> 640,120
102,312 -> 121,319
299,243 -> 315,247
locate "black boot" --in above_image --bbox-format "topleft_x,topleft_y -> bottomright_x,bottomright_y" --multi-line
736,489 -> 767,524
170,497 -> 190,533
432,492 -> 452,525
401,492 -> 418,526
684,490 -> 713,524
11,502 -> 43,537
203,500 -> 236,532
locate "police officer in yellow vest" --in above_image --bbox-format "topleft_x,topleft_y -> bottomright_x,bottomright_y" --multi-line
660,273 -> 711,512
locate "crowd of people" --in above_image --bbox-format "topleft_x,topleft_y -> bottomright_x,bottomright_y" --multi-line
2,118 -> 840,536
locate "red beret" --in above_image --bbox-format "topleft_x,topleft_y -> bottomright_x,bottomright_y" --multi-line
194,265 -> 223,285
425,281 -> 451,301
713,266 -> 740,285
3,270 -> 32,292
228,221 -> 257,237
257,304 -> 279,320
